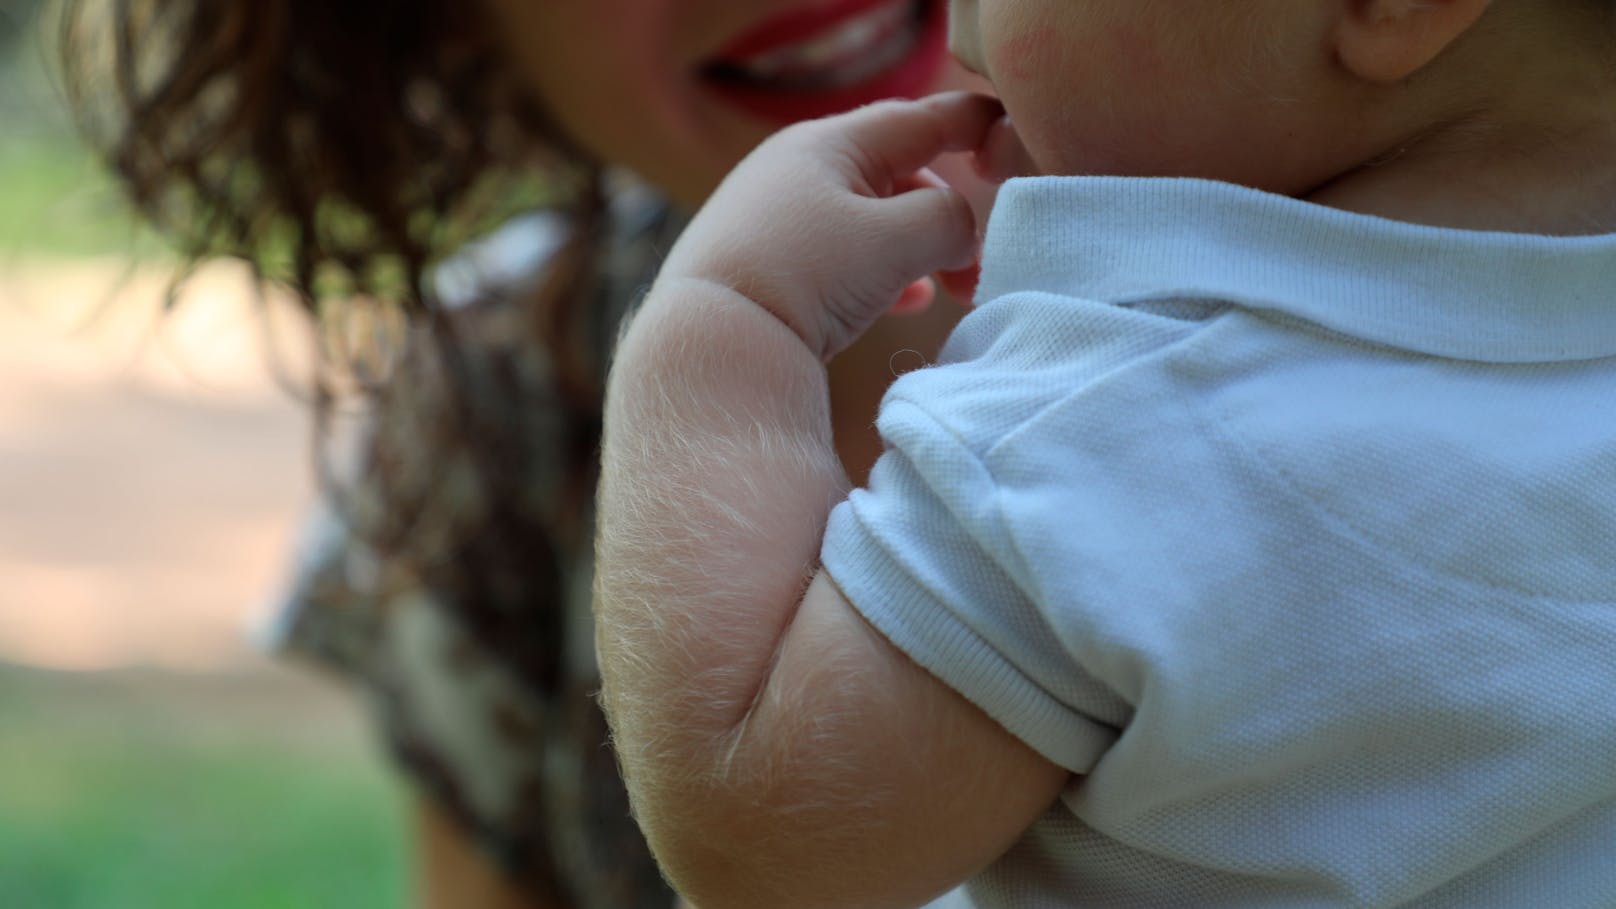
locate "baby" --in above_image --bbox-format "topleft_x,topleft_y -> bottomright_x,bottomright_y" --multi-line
595,2 -> 1616,908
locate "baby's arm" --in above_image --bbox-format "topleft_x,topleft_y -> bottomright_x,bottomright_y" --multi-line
595,94 -> 1067,909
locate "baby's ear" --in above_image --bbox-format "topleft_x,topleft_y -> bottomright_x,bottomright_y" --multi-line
1333,0 -> 1492,83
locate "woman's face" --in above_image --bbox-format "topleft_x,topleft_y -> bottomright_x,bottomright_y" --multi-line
481,0 -> 986,207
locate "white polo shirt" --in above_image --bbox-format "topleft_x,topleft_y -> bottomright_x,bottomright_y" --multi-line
823,177 -> 1616,908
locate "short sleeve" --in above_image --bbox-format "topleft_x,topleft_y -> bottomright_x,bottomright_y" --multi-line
822,397 -> 1127,774
820,290 -> 1222,775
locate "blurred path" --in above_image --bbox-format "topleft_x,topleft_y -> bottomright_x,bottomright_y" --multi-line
0,257 -> 314,671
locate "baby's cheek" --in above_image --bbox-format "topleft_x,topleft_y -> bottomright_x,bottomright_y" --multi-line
988,17 -> 1165,93
986,19 -> 1187,177
985,28 -> 1103,175
987,28 -> 1054,86
1098,21 -> 1173,86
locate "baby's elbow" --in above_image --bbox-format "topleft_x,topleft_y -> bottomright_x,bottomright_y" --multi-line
624,743 -> 840,909
649,829 -> 770,909
631,782 -> 780,909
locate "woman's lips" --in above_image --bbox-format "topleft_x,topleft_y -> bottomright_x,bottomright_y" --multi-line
712,0 -> 915,64
701,0 -> 950,126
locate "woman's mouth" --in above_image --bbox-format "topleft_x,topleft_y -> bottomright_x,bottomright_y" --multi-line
701,0 -> 950,125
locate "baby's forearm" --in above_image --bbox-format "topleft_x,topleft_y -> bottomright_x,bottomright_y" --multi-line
594,98 -> 1002,905
595,276 -> 848,843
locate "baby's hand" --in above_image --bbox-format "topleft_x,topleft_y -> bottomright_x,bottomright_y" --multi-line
658,92 -> 1003,360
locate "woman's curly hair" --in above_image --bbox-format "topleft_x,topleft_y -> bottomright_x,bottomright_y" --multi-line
60,0 -> 583,297
58,0 -> 618,694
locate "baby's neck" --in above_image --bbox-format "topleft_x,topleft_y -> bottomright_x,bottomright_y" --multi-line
1306,115 -> 1616,236
1304,8 -> 1616,237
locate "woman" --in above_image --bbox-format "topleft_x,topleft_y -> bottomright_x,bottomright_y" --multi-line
61,0 -> 989,905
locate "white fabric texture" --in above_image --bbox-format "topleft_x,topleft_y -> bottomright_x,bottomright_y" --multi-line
824,177 -> 1616,908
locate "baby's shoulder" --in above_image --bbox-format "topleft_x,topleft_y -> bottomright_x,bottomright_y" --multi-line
883,291 -> 1228,461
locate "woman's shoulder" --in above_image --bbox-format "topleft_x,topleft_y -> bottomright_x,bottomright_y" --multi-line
435,174 -> 684,322
274,174 -> 684,658
257,175 -> 685,905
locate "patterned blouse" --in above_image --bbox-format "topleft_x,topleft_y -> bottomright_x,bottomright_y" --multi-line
263,180 -> 686,909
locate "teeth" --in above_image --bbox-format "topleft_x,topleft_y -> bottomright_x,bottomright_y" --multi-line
745,1 -> 910,75
723,0 -> 922,88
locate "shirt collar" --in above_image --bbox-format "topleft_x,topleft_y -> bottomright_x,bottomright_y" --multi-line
978,176 -> 1616,363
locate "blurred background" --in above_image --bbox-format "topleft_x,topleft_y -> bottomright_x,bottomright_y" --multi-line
1,1 -> 409,905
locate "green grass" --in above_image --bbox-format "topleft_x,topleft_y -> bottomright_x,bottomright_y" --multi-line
0,666 -> 409,909
0,131 -> 167,261
0,23 -> 166,260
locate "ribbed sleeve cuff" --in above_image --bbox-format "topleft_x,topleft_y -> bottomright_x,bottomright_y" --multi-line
823,475 -> 1116,775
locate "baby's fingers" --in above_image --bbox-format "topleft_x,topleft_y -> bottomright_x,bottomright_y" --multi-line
879,167 -> 981,277
891,278 -> 938,315
828,92 -> 1004,195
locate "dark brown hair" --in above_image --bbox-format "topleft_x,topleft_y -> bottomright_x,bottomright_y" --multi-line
58,0 -> 615,692
59,0 -> 586,299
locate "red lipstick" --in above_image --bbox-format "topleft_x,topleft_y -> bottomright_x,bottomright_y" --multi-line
703,0 -> 950,126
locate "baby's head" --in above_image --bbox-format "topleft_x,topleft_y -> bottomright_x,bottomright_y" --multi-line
951,1 -> 1616,203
